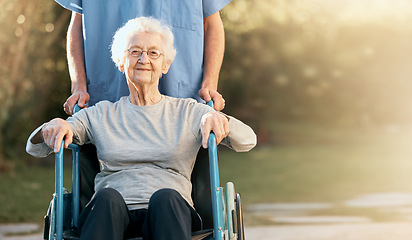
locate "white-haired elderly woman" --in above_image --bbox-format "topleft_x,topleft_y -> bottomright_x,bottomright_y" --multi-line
26,17 -> 256,240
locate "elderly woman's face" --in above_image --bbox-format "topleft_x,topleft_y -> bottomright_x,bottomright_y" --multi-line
121,32 -> 170,86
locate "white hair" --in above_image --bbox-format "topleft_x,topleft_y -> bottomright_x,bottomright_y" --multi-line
111,17 -> 177,68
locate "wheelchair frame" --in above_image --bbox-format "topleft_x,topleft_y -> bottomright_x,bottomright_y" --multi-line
47,102 -> 244,240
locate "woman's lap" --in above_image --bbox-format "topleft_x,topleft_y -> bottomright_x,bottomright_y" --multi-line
79,188 -> 199,240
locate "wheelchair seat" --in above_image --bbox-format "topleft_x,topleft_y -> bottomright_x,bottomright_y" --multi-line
46,138 -> 244,240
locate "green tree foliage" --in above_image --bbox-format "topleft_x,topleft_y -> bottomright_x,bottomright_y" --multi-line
0,0 -> 70,168
220,0 -> 412,132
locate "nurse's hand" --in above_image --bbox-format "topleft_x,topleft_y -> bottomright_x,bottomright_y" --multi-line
63,90 -> 89,115
198,88 -> 225,111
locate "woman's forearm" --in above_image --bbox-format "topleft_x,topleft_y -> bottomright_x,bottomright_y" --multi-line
224,116 -> 257,152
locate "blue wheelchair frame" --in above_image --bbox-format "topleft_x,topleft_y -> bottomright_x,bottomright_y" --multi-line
48,102 -> 243,240
206,101 -> 225,240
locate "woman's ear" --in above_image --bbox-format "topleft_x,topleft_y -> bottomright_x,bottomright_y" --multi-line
162,60 -> 172,74
119,64 -> 125,72
118,56 -> 126,72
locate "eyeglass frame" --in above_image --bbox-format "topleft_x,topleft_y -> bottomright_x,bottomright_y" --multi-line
125,48 -> 164,60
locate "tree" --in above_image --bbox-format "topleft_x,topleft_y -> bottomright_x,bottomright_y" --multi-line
0,0 -> 70,169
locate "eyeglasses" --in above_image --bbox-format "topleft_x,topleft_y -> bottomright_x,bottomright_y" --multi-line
126,48 -> 163,60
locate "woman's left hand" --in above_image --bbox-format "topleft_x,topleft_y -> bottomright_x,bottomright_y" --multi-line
200,112 -> 229,148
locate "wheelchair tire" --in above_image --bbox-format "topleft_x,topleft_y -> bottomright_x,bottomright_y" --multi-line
44,200 -> 53,240
235,193 -> 245,240
48,196 -> 56,240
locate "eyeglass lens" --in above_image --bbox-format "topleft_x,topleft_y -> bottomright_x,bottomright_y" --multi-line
129,49 -> 161,59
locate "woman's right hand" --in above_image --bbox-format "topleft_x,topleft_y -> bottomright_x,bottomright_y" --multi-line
41,118 -> 73,153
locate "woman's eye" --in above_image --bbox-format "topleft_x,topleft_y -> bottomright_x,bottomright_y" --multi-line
149,50 -> 158,56
131,50 -> 140,55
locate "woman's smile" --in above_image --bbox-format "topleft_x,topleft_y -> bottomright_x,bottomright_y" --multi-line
135,67 -> 151,71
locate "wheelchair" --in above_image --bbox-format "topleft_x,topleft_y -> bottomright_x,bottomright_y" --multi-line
43,103 -> 245,240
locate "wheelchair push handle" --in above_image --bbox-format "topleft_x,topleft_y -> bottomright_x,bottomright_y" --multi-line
207,100 -> 214,109
206,101 -> 218,148
73,104 -> 82,114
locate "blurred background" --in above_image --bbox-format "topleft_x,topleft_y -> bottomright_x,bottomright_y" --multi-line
2,0 -> 412,231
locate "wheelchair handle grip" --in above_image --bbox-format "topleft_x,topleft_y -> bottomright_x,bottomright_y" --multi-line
207,101 -> 214,109
73,104 -> 81,114
206,100 -> 217,146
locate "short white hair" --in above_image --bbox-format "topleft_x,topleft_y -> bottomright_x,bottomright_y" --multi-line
111,17 -> 177,68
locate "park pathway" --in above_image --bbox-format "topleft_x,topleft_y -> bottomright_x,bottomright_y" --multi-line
2,222 -> 412,240
3,192 -> 412,239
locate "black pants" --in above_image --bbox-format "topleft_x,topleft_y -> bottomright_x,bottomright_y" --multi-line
78,188 -> 201,240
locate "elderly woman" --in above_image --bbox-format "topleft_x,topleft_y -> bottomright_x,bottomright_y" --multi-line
26,17 -> 256,240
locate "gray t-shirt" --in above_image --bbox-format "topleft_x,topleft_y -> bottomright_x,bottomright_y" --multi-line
26,96 -> 256,210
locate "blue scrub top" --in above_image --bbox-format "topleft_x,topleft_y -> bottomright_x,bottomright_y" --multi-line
55,0 -> 231,106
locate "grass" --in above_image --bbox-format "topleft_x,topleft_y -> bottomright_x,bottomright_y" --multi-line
220,121 -> 412,204
0,158 -> 72,224
2,121 -> 412,225
218,121 -> 412,225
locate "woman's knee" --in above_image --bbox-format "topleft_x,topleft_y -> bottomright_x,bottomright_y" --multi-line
79,188 -> 130,240
149,188 -> 185,208
146,189 -> 193,239
91,188 -> 125,207
149,188 -> 188,209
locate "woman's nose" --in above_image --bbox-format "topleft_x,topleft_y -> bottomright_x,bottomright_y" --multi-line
138,52 -> 150,64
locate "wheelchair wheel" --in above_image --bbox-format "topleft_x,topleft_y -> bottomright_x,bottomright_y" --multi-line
226,182 -> 245,240
235,193 -> 245,240
48,197 -> 56,240
44,200 -> 53,240
226,182 -> 237,240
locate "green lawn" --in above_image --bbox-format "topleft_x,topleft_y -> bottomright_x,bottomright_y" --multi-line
2,121 -> 412,225
0,162 -> 72,224
220,122 -> 412,204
